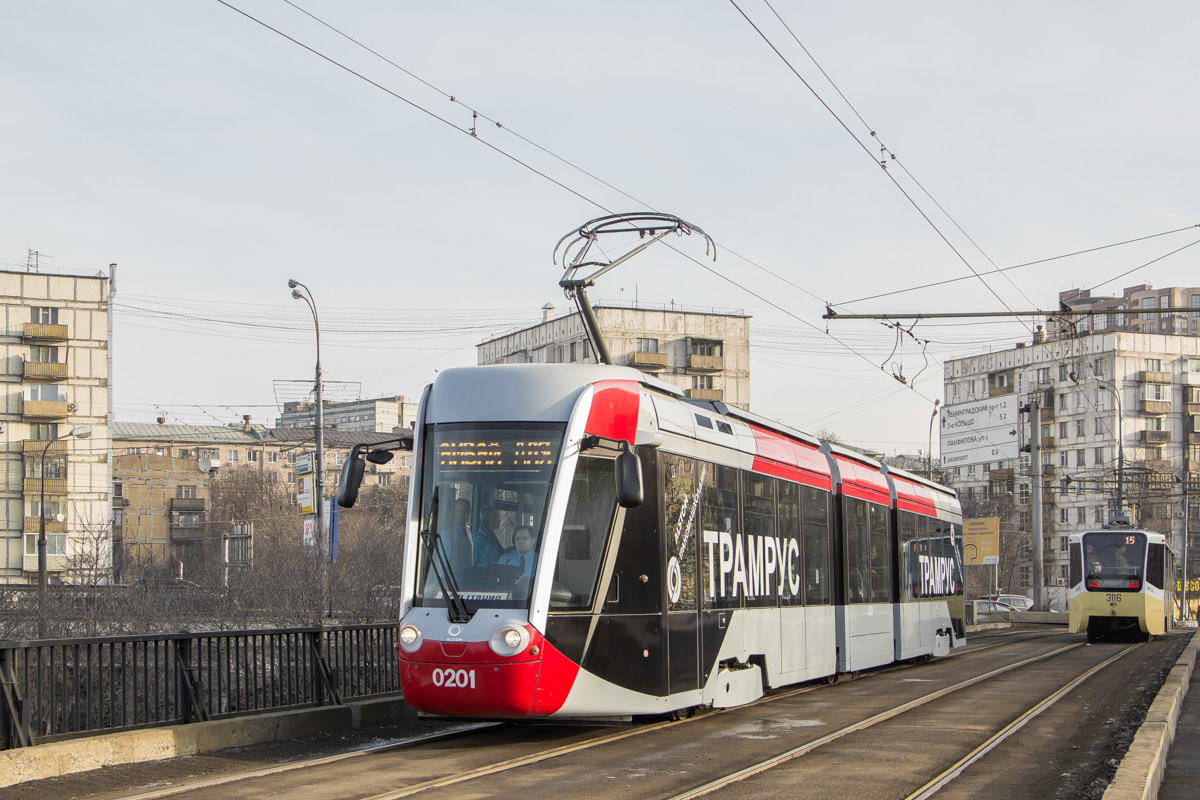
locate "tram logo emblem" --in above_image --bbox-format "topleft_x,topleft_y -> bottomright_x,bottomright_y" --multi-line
448,624 -> 463,637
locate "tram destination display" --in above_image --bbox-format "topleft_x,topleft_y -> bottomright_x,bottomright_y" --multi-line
437,437 -> 555,470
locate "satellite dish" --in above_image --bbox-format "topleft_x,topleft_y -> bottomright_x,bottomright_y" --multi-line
198,457 -> 213,472
55,513 -> 65,523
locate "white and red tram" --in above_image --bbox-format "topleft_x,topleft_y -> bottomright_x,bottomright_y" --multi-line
339,364 -> 965,720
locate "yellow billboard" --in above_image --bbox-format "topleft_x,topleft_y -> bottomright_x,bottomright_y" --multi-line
963,517 -> 1000,566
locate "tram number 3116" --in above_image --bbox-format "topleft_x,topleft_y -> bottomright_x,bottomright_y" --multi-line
432,668 -> 476,688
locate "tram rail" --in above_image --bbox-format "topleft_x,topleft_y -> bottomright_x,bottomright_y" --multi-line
93,630 -> 1127,800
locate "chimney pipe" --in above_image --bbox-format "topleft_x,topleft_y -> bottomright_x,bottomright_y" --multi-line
542,303 -> 555,323
156,417 -> 165,425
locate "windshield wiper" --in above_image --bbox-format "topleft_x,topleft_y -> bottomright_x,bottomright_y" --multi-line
421,487 -> 471,623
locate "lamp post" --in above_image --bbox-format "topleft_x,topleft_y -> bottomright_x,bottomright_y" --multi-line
288,279 -> 328,619
39,425 -> 91,591
928,399 -> 941,479
1097,381 -> 1126,521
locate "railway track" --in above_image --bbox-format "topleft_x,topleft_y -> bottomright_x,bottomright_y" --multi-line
90,630 -> 1154,800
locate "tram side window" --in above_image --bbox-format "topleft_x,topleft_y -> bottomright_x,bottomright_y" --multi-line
1147,543 -> 1165,590
869,502 -> 890,602
801,486 -> 831,605
778,482 -> 802,607
742,472 -> 778,608
701,463 -> 741,611
1069,544 -> 1082,587
898,511 -> 919,601
550,457 -> 618,610
663,453 -> 700,612
845,498 -> 870,603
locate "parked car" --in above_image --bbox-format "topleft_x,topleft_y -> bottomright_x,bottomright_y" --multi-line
975,599 -> 1019,615
988,594 -> 1034,611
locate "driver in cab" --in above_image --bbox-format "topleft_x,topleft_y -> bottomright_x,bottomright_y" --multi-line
498,526 -> 537,579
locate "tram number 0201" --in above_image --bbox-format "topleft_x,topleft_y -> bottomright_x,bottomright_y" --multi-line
431,668 -> 476,689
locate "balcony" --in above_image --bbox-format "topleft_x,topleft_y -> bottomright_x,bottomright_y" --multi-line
24,517 -> 67,534
1139,430 -> 1172,444
1041,437 -> 1056,449
686,388 -> 724,402
987,384 -> 1014,397
1138,370 -> 1172,384
686,354 -> 724,372
627,351 -> 668,371
1184,372 -> 1200,387
170,497 -> 207,512
22,361 -> 68,380
1139,400 -> 1172,415
1042,464 -> 1058,478
1039,405 -> 1055,420
990,468 -> 1016,481
23,438 -> 66,454
170,523 -> 206,540
22,322 -> 68,341
22,399 -> 70,419
24,477 -> 67,495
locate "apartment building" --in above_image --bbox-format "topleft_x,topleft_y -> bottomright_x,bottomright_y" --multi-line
477,301 -> 752,409
276,395 -> 419,433
1050,283 -> 1200,339
0,267 -> 112,584
943,329 -> 1200,599
111,421 -> 411,581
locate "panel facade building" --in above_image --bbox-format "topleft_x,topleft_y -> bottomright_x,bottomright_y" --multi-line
0,267 -> 112,584
943,325 -> 1200,603
477,301 -> 752,409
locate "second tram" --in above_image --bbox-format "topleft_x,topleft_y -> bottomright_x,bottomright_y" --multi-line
340,364 -> 965,720
1067,527 -> 1176,642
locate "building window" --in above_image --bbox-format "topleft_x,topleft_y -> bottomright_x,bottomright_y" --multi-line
1095,419 -> 1104,435
1076,419 -> 1085,437
1019,483 -> 1029,501
31,307 -> 59,324
228,450 -> 239,463
1096,506 -> 1105,524
176,485 -> 197,499
1060,536 -> 1069,552
1059,364 -> 1069,381
692,375 -> 714,390
29,345 -> 59,363
1093,357 -> 1104,376
635,338 -> 659,353
1059,422 -> 1068,439
569,342 -> 577,362
1060,508 -> 1069,523
1146,358 -> 1162,371
29,423 -> 59,441
248,450 -> 260,463
1059,452 -> 1069,467
268,452 -> 278,463
1094,447 -> 1105,465
378,474 -> 391,486
1037,367 -> 1051,383
688,339 -> 723,357
1142,383 -> 1168,401
1077,507 -> 1087,524
113,481 -> 123,498
24,533 -> 66,556
1076,449 -> 1086,468
1019,510 -> 1031,527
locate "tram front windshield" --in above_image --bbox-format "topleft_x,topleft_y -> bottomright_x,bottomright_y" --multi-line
1083,531 -> 1146,591
414,423 -> 564,612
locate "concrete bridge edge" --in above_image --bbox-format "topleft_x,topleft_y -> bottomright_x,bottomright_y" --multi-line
0,693 -> 412,789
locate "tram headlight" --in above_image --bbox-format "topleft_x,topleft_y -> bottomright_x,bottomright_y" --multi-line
489,625 -> 529,657
399,624 -> 423,653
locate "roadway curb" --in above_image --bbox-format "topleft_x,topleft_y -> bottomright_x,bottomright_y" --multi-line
0,694 -> 411,789
1103,631 -> 1199,800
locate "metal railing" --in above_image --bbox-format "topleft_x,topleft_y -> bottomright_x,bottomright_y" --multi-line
0,624 -> 398,750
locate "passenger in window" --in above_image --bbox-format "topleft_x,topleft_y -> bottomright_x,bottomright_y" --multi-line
440,498 -> 474,570
472,506 -> 507,565
499,526 -> 537,578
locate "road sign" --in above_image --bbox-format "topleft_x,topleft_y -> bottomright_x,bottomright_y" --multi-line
940,395 -> 1019,468
963,517 -> 1000,565
296,452 -> 313,475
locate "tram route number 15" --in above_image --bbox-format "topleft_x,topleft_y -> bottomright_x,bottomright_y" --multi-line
432,668 -> 476,688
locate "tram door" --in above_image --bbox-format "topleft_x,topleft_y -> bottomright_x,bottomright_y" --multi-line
664,453 -> 702,694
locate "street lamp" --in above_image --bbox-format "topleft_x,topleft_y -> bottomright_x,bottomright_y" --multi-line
39,425 -> 91,591
288,279 -> 328,619
1097,381 -> 1126,522
928,399 -> 941,478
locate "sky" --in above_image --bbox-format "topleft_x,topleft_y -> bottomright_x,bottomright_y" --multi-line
3,1 -> 1198,456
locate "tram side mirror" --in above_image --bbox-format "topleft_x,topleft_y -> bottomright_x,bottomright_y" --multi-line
615,441 -> 643,508
338,445 -> 366,508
